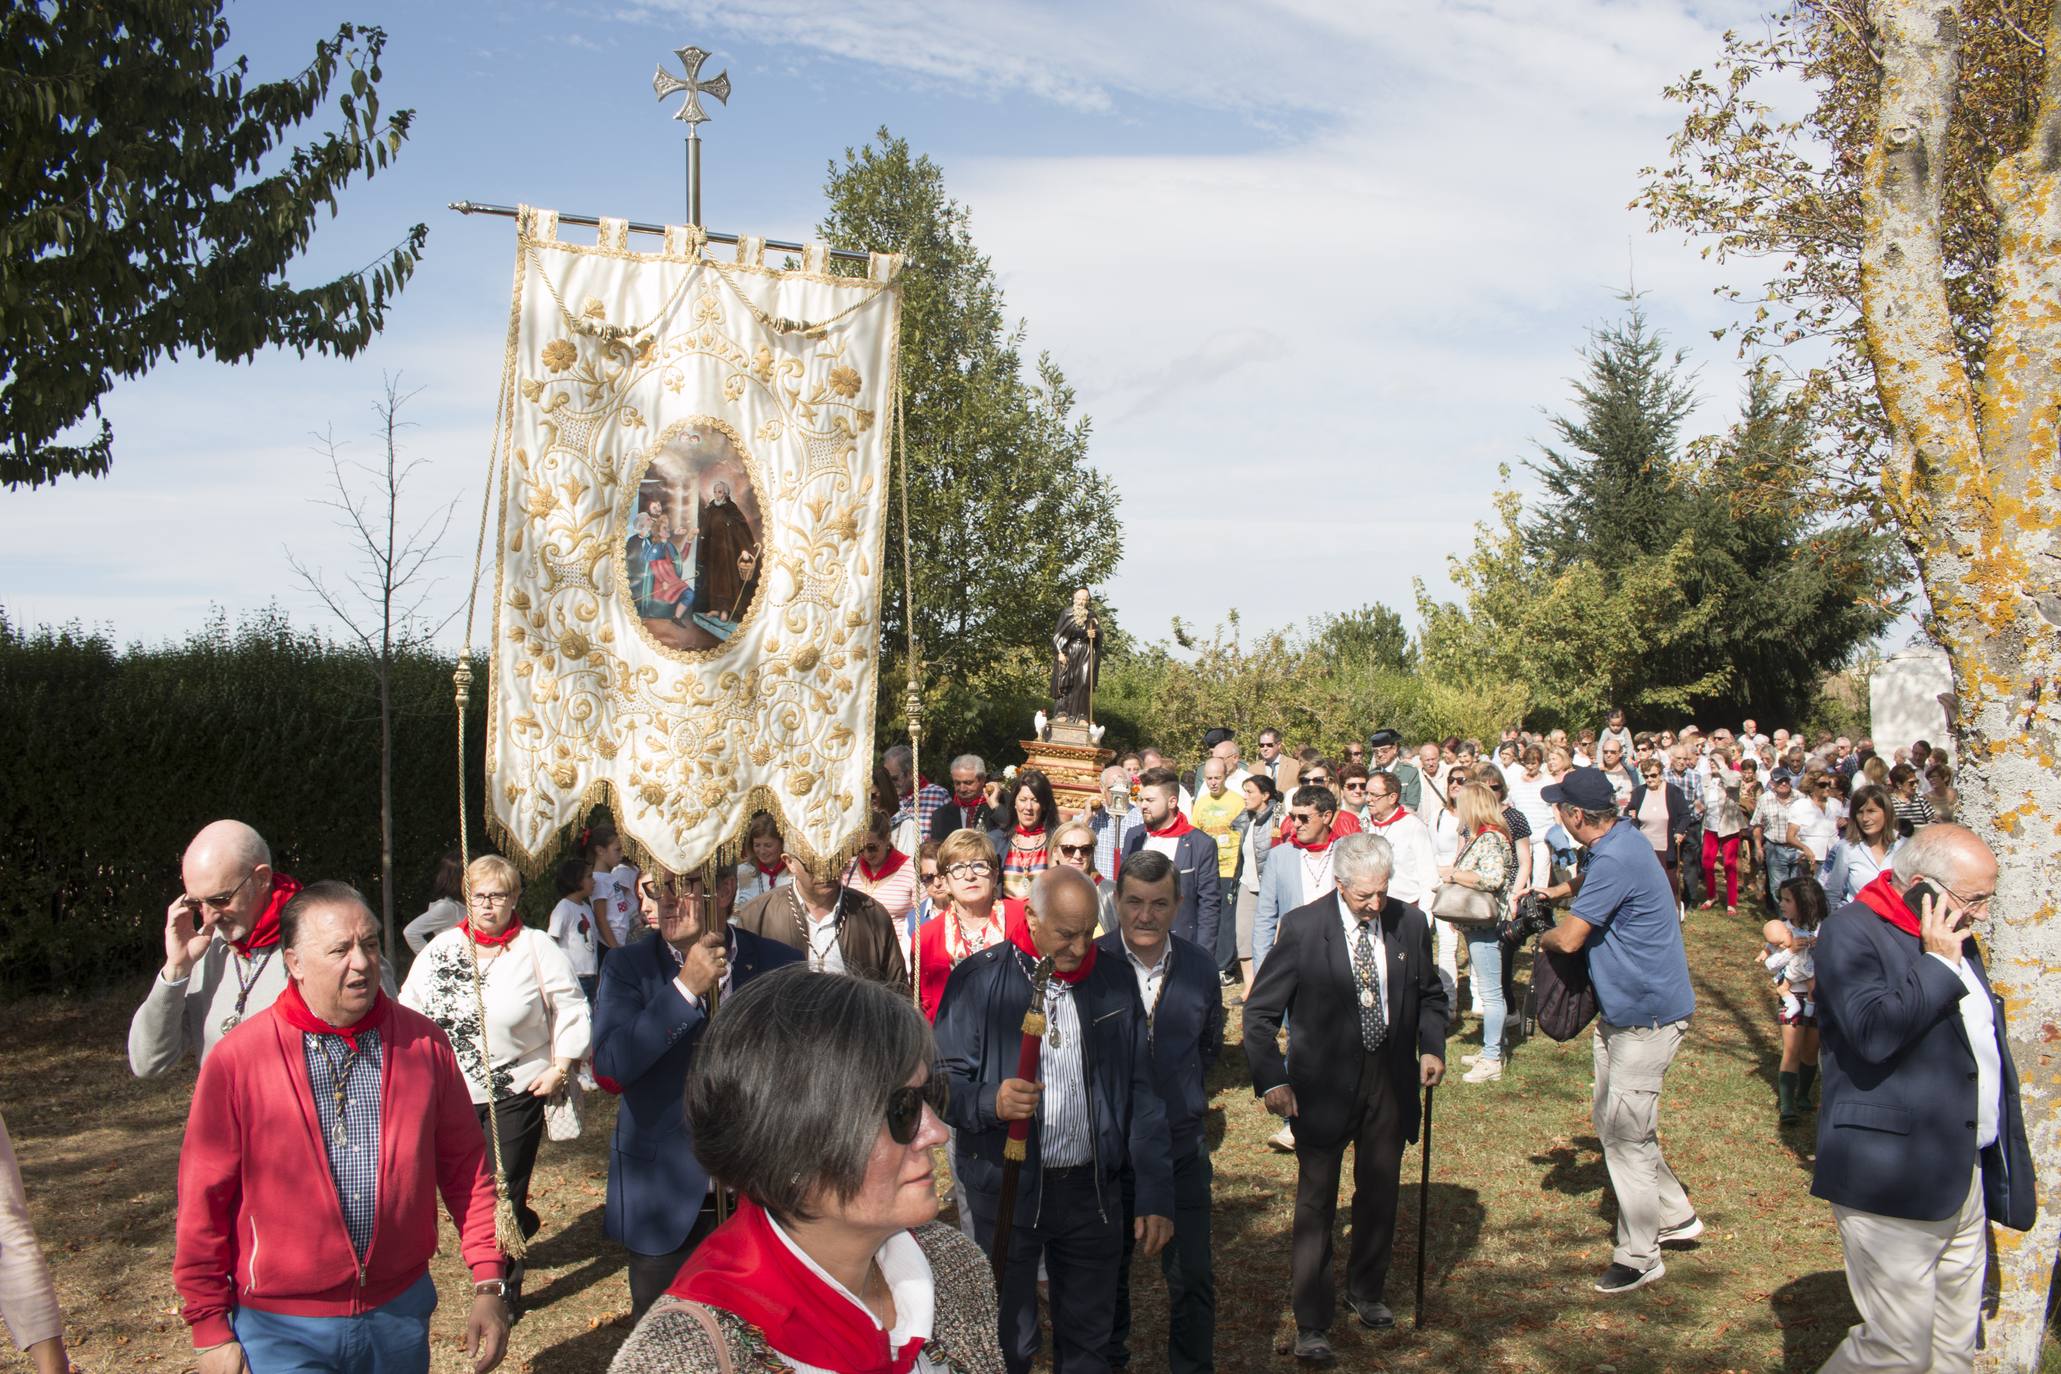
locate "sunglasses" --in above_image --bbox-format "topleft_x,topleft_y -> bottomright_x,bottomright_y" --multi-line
886,1076 -> 951,1145
1304,775 -> 1331,786
921,869 -> 943,883
187,868 -> 258,911
1057,843 -> 1093,858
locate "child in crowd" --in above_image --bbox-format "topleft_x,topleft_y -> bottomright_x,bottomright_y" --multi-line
548,854 -> 603,1091
1761,874 -> 1828,1124
582,823 -> 636,954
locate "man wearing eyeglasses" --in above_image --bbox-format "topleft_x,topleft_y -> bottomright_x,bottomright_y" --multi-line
130,819 -> 391,1078
594,865 -> 803,1320
1812,824 -> 2035,1371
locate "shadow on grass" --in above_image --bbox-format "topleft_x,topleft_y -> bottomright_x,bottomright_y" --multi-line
1771,1268 -> 1859,1370
1531,1135 -> 1609,1203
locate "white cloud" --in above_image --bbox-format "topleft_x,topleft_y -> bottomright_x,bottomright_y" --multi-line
2,0 -> 1783,653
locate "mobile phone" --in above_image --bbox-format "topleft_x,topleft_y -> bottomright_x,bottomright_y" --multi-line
1903,879 -> 1948,923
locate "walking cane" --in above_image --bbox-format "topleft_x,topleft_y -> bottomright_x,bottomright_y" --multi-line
990,953 -> 1057,1287
1415,1081 -> 1435,1330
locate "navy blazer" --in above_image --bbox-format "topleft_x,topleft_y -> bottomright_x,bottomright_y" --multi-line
1812,896 -> 2036,1229
1243,894 -> 1447,1152
935,940 -> 1174,1224
1119,827 -> 1224,954
1094,931 -> 1224,1160
592,927 -> 803,1254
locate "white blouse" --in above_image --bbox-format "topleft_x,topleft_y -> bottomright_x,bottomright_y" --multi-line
765,1217 -> 940,1374
399,926 -> 591,1104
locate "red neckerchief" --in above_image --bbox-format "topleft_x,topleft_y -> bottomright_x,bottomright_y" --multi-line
230,873 -> 303,955
1856,871 -> 1922,937
464,920 -> 523,948
668,1198 -> 923,1374
275,977 -> 391,1052
1007,901 -> 1098,985
1282,823 -> 1337,853
1014,825 -> 1047,840
1145,813 -> 1194,840
755,859 -> 788,882
856,849 -> 909,884
1371,806 -> 1410,829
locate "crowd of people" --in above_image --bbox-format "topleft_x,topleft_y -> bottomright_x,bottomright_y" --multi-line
0,714 -> 2025,1374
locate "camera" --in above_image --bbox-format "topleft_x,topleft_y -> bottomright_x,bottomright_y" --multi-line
1499,891 -> 1556,948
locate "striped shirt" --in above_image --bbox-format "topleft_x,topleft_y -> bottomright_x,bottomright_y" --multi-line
1036,977 -> 1092,1168
304,1028 -> 383,1257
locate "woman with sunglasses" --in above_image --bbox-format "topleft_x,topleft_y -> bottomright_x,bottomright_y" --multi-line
1048,818 -> 1117,934
610,968 -> 1003,1374
844,811 -> 921,969
1627,760 -> 1692,902
400,853 -> 591,1318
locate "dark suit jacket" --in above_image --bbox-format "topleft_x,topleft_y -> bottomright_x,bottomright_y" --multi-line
1119,827 -> 1224,954
935,940 -> 1174,1223
592,927 -> 803,1254
1243,894 -> 1448,1151
1094,931 -> 1224,1159
930,799 -> 1003,843
1812,897 -> 2036,1228
732,885 -> 908,986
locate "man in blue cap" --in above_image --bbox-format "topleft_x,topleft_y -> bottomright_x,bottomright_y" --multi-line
1534,767 -> 1699,1295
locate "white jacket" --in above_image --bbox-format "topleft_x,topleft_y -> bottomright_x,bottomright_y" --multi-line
1366,808 -> 1441,908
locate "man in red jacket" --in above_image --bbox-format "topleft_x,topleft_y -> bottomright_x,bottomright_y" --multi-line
173,881 -> 508,1374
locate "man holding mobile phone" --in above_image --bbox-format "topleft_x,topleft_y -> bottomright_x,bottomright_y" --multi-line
1811,823 -> 2036,1372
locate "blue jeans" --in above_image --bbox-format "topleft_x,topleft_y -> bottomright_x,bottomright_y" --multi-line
233,1270 -> 435,1373
1765,843 -> 1801,905
1465,931 -> 1507,1061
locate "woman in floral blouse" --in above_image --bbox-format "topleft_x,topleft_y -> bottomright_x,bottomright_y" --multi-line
1442,783 -> 1515,1085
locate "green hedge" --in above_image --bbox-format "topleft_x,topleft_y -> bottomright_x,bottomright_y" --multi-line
0,608 -> 487,997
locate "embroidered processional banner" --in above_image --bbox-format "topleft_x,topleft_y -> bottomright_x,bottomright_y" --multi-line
483,207 -> 903,876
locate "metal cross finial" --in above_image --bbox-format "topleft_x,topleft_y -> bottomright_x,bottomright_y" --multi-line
653,45 -> 730,127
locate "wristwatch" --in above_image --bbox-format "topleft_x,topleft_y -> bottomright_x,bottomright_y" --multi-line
474,1278 -> 510,1299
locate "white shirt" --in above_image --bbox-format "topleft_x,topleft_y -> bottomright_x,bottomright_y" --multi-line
1037,980 -> 1092,1166
1790,798 -> 1840,865
1335,895 -> 1390,1023
1929,951 -> 2002,1149
591,868 -> 638,947
1367,807 -> 1440,908
1120,935 -> 1171,1020
1507,772 -> 1556,840
736,863 -> 794,908
765,1216 -> 940,1374
1143,832 -> 1180,861
547,897 -> 601,977
398,927 -> 591,1104
800,907 -> 848,974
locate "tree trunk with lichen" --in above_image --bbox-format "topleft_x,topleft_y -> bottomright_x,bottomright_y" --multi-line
1860,1 -> 2061,1364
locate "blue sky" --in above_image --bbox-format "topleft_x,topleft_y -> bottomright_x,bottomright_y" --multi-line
0,0 -> 1792,651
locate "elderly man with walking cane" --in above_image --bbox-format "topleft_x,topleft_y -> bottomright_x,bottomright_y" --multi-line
1244,832 -> 1447,1366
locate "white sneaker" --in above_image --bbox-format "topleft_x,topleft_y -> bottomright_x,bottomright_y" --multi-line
1267,1123 -> 1296,1153
1458,1052 -> 1483,1068
1461,1059 -> 1503,1083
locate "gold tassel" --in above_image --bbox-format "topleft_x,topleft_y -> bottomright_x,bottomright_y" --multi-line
495,1191 -> 529,1260
1003,1138 -> 1027,1163
1022,1011 -> 1047,1039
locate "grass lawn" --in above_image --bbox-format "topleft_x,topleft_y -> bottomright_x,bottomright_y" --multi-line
1,897 -> 2036,1372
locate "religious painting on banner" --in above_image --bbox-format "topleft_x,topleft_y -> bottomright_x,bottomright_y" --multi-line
483,206 -> 904,878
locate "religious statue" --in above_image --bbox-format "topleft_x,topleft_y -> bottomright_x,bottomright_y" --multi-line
1050,587 -> 1100,723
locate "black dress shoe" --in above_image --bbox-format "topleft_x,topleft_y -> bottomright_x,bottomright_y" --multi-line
1293,1329 -> 1336,1364
1593,1260 -> 1664,1293
1349,1297 -> 1395,1329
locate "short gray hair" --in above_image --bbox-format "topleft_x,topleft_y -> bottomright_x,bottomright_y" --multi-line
1891,823 -> 1988,887
882,743 -> 914,774
1099,765 -> 1129,790
1332,832 -> 1395,887
950,753 -> 987,777
688,967 -> 934,1225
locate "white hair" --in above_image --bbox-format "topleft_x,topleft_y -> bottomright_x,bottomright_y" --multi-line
951,753 -> 986,776
1099,765 -> 1129,789
1891,823 -> 1985,887
1332,832 -> 1395,886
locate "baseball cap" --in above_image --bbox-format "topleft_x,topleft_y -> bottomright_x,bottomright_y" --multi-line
1539,767 -> 1616,811
1771,768 -> 1796,785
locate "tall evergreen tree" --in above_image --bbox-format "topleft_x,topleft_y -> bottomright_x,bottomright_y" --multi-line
818,131 -> 1122,751
1523,296 -> 1699,570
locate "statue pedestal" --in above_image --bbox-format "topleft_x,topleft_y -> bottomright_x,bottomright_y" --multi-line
1023,720 -> 1113,817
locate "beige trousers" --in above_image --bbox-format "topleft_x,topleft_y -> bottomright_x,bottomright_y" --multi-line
1592,1019 -> 1695,1270
1819,1166 -> 1986,1373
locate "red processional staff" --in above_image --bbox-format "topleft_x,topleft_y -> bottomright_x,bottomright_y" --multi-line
988,953 -> 1056,1285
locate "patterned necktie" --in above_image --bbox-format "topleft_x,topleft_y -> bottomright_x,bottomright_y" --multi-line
1354,919 -> 1387,1051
